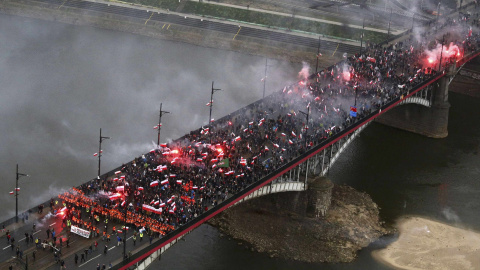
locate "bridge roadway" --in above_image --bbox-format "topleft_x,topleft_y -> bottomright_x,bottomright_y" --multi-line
32,0 -> 362,54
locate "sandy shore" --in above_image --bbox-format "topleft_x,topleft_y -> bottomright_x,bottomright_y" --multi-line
373,216 -> 480,270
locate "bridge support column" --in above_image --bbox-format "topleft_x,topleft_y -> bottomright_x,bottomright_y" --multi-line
306,176 -> 334,218
376,66 -> 455,138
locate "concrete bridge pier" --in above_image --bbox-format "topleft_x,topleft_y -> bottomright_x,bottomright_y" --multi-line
376,65 -> 456,138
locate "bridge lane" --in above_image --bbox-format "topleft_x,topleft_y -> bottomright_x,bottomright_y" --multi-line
32,0 -> 361,54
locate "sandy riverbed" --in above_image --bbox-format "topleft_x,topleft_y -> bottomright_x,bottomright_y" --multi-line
373,216 -> 480,270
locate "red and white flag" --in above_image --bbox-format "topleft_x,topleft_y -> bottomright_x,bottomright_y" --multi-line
116,186 -> 124,192
150,180 -> 159,187
93,153 -> 98,157
176,180 -> 183,184
161,180 -> 168,185
291,131 -> 296,137
235,136 -> 241,142
289,139 -> 294,145
115,171 -> 122,175
138,187 -> 144,191
9,191 -> 14,195
160,143 -> 167,148
153,126 -> 159,129
240,158 -> 247,165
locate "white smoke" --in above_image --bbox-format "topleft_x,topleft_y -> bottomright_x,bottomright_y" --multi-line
298,62 -> 310,81
441,207 -> 461,223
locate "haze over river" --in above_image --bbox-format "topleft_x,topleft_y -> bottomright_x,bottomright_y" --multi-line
1,14 -> 479,270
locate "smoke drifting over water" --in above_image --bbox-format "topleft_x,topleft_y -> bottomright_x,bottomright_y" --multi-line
0,14 -> 300,221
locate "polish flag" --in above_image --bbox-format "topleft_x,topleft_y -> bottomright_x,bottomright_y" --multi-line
249,121 -> 254,125
281,133 -> 286,137
138,187 -> 144,191
196,158 -> 203,162
150,149 -> 156,154
176,180 -> 183,184
265,146 -> 269,151
160,165 -> 168,171
315,97 -> 320,101
113,178 -> 119,182
109,194 -> 121,200
291,131 -> 296,137
150,180 -> 159,187
121,201 -> 126,207
116,186 -> 124,192
240,158 -> 247,165
206,101 -> 213,106
210,159 -> 218,163
9,191 -> 14,195
202,152 -> 208,156
258,121 -> 263,126
167,198 -> 172,204
159,203 -> 165,207
160,143 -> 167,148
193,186 -> 198,190
161,180 -> 168,185
243,128 -> 248,133
273,143 -> 279,148
225,170 -> 234,175
154,201 -> 160,206
93,153 -> 98,157
211,118 -> 215,122
212,164 -> 217,169
281,148 -> 286,152
115,171 -> 122,175
235,136 -> 241,142
120,175 -> 125,179
153,126 -> 158,129
200,186 -> 205,190
289,139 -> 294,145
169,174 -> 176,178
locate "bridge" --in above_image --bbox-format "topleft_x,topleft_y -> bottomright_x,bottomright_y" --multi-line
1,3 -> 480,270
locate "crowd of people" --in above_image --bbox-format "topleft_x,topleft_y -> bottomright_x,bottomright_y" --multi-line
12,9 -> 480,268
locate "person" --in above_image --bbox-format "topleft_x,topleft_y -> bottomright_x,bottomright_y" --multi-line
74,253 -> 78,264
102,264 -> 106,270
117,236 -> 122,246
84,248 -> 88,259
66,237 -> 70,247
133,235 -> 136,246
94,240 -> 98,251
32,250 -> 36,261
104,245 -> 108,255
139,231 -> 143,241
149,234 -> 153,244
46,228 -> 51,238
97,263 -> 101,270
80,253 -> 85,263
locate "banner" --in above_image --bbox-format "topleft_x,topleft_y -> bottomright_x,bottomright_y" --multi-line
217,158 -> 230,168
71,225 -> 91,238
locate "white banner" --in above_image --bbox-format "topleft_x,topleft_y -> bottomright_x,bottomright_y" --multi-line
71,225 -> 91,238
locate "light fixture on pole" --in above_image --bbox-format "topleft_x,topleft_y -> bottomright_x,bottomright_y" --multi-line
98,128 -> 110,179
156,103 -> 170,146
208,81 -> 222,143
15,164 -> 29,223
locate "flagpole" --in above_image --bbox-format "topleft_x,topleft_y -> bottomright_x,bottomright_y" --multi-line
315,36 -> 321,74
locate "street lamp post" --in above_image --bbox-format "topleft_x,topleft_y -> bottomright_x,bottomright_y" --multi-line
439,35 -> 445,71
315,36 -> 321,74
98,128 -> 110,179
15,164 -> 29,223
387,7 -> 392,38
360,18 -> 365,55
156,103 -> 170,146
299,105 -> 310,148
263,58 -> 268,98
208,81 -> 222,143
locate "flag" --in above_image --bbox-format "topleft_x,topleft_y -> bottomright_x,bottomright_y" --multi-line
160,143 -> 167,148
291,131 -> 296,137
9,191 -> 13,195
206,101 -> 212,106
153,126 -> 158,129
234,136 -> 241,142
150,149 -> 155,153
350,106 -> 357,117
138,187 -> 144,191
265,146 -> 269,151
93,153 -> 98,157
176,180 -> 183,184
169,174 -> 176,178
217,158 -> 230,168
116,186 -> 124,192
113,178 -> 118,181
150,180 -> 159,187
115,171 -> 122,175
121,201 -> 126,207
161,180 -> 168,185
120,175 -> 125,179
240,158 -> 247,165
225,170 -> 234,175
289,139 -> 294,145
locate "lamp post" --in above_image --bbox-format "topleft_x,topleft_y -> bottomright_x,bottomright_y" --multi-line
439,35 -> 445,71
98,128 -> 110,179
156,103 -> 170,146
263,58 -> 268,98
15,164 -> 29,223
360,18 -> 365,55
315,36 -> 321,74
387,7 -> 392,38
299,105 -> 310,148
208,81 -> 222,143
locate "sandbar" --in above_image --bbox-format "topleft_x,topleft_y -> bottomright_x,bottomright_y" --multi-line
373,216 -> 480,270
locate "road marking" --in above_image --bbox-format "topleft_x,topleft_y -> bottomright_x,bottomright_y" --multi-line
162,23 -> 166,29
233,26 -> 242,40
332,43 -> 339,56
33,230 -> 41,235
78,254 -> 101,267
3,245 -> 11,250
127,236 -> 132,240
145,12 -> 154,25
108,246 -> 116,251
167,24 -> 171,30
58,0 -> 67,9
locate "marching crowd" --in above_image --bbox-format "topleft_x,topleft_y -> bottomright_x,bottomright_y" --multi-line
7,9 -> 480,269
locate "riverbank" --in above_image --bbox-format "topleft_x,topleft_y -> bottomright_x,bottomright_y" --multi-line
209,184 -> 392,263
0,0 -> 342,66
372,216 -> 480,270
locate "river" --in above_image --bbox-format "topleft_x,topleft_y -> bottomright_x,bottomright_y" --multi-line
1,13 -> 479,270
